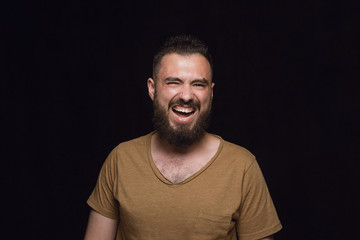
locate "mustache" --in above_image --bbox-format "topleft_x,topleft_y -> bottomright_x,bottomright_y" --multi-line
168,98 -> 201,110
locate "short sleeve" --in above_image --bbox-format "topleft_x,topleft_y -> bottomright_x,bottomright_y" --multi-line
87,150 -> 120,220
237,160 -> 282,239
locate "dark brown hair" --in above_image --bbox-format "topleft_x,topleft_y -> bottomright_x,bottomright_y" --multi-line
152,35 -> 213,80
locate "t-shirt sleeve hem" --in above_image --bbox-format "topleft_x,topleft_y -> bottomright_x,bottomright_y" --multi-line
238,222 -> 282,240
87,198 -> 119,220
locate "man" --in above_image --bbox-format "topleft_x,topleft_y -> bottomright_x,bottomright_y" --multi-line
84,35 -> 282,240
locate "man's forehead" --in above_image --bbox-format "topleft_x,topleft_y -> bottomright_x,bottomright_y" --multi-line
158,53 -> 211,78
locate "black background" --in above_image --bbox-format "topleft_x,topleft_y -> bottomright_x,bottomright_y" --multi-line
2,0 -> 359,239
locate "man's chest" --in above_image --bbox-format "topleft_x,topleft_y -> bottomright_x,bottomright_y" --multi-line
113,163 -> 244,240
152,157 -> 207,184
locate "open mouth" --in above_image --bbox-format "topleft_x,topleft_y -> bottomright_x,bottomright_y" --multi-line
171,106 -> 196,120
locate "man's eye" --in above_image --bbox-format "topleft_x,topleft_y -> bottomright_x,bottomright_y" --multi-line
194,84 -> 205,87
167,82 -> 179,85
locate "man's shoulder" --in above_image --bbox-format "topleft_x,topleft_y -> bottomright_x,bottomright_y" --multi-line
101,132 -> 153,166
111,132 -> 153,154
216,135 -> 256,164
223,140 -> 254,157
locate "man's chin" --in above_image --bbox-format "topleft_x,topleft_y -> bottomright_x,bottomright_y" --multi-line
166,124 -> 204,146
152,98 -> 211,148
170,122 -> 194,132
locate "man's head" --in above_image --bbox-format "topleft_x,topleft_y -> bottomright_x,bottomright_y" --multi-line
147,35 -> 214,148
152,35 -> 213,81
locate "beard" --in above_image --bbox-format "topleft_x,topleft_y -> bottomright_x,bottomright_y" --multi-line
152,94 -> 212,148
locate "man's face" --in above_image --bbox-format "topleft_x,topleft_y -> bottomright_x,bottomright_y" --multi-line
147,53 -> 214,147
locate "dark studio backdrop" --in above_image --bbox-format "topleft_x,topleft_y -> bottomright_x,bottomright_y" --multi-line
2,0 -> 359,239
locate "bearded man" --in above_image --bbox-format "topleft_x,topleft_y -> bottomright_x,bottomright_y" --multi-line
84,35 -> 282,240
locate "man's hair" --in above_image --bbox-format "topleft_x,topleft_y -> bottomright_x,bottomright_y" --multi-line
152,35 -> 213,80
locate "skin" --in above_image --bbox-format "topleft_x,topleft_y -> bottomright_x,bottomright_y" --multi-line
148,53 -> 219,183
148,53 -> 214,133
84,53 -> 275,240
84,210 -> 118,240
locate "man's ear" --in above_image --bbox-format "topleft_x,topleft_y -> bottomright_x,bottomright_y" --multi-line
147,78 -> 155,101
211,82 -> 215,98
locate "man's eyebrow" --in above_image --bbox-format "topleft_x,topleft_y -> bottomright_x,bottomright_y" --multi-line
163,77 -> 210,85
191,78 -> 210,85
163,77 -> 183,82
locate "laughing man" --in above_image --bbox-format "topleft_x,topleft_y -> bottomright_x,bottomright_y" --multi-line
84,35 -> 282,240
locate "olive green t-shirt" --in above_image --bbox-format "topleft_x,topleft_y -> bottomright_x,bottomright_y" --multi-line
87,132 -> 282,240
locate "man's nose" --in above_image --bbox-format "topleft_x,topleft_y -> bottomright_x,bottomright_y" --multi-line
179,85 -> 194,102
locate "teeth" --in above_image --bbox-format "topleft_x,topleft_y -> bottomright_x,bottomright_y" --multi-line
173,107 -> 194,113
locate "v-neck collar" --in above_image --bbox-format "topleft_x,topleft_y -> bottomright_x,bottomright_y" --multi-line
146,131 -> 224,187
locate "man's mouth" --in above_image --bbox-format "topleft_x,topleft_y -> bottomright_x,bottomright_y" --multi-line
171,106 -> 196,120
